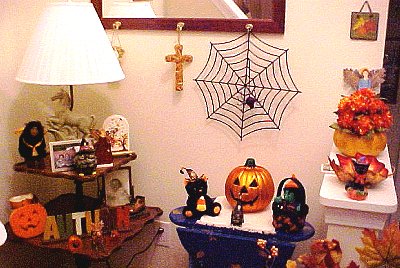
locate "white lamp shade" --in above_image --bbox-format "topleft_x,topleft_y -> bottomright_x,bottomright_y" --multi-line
16,2 -> 125,85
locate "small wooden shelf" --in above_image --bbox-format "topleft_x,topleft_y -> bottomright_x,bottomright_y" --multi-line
14,152 -> 137,214
13,153 -> 137,183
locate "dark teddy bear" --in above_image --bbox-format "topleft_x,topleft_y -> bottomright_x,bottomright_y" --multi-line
18,121 -> 46,168
180,167 -> 221,219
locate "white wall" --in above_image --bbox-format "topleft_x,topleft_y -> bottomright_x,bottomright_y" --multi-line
0,0 -> 389,265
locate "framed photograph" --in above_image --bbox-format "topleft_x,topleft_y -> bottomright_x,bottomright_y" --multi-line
105,167 -> 132,207
49,139 -> 81,172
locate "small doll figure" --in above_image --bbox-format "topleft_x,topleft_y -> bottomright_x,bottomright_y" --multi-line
180,167 -> 221,219
343,68 -> 385,93
18,121 -> 46,168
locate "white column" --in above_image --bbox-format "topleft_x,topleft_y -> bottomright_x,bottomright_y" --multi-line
320,146 -> 397,267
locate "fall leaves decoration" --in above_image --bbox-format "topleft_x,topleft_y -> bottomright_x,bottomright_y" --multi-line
285,222 -> 400,268
328,153 -> 389,187
328,152 -> 389,201
356,222 -> 400,268
286,239 -> 343,268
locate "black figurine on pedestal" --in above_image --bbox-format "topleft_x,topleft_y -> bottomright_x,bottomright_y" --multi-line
231,194 -> 244,227
18,121 -> 46,168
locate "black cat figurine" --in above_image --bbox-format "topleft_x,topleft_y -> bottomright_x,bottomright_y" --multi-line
180,167 -> 221,219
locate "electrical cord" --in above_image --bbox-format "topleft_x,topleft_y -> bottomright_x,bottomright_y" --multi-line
125,226 -> 165,268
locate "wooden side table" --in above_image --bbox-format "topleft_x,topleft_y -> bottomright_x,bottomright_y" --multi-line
319,146 -> 398,266
11,152 -> 160,268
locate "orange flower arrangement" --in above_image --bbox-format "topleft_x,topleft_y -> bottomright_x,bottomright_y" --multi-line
331,88 -> 392,136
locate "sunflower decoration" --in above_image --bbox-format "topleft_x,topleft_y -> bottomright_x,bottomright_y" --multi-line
331,88 -> 392,136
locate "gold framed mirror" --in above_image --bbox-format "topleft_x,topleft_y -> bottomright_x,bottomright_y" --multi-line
91,0 -> 285,33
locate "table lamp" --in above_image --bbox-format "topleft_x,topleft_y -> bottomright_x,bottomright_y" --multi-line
16,1 -> 125,110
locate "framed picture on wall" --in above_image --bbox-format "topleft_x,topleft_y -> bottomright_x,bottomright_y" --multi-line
350,1 -> 379,41
49,139 -> 81,172
105,167 -> 133,207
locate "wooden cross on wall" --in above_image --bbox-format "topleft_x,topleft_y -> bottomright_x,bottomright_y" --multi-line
165,44 -> 193,91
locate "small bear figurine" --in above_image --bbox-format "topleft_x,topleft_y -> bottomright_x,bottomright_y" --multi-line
18,121 -> 46,168
180,167 -> 221,219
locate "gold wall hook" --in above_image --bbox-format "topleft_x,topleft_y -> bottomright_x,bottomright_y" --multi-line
245,24 -> 253,32
113,21 -> 122,30
111,21 -> 124,60
177,22 -> 185,31
176,22 -> 185,45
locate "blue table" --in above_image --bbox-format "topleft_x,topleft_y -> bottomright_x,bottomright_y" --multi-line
170,207 -> 315,268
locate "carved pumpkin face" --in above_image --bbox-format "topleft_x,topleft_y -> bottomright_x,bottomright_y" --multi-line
225,158 -> 274,213
9,204 -> 47,238
68,235 -> 83,252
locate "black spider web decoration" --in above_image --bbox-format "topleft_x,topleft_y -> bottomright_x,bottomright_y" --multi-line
195,26 -> 301,140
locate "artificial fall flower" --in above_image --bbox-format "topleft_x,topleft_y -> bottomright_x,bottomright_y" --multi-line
331,88 -> 392,136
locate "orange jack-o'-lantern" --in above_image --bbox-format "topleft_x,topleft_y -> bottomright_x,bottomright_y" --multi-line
9,203 -> 47,238
68,235 -> 83,252
225,158 -> 274,213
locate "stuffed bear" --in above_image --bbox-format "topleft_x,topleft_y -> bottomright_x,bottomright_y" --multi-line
180,167 -> 221,219
18,121 -> 46,168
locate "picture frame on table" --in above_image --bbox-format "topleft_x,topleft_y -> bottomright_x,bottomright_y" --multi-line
103,114 -> 131,156
105,167 -> 133,207
49,139 -> 81,172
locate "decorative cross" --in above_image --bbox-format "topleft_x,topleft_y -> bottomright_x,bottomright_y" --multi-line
165,44 -> 193,91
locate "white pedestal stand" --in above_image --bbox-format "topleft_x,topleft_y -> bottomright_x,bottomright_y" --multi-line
320,146 -> 398,266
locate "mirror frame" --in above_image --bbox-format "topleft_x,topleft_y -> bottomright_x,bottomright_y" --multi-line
91,0 -> 285,33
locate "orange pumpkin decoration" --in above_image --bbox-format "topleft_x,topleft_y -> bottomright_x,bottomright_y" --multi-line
68,235 -> 83,252
225,158 -> 274,213
9,203 -> 47,238
333,129 -> 387,157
